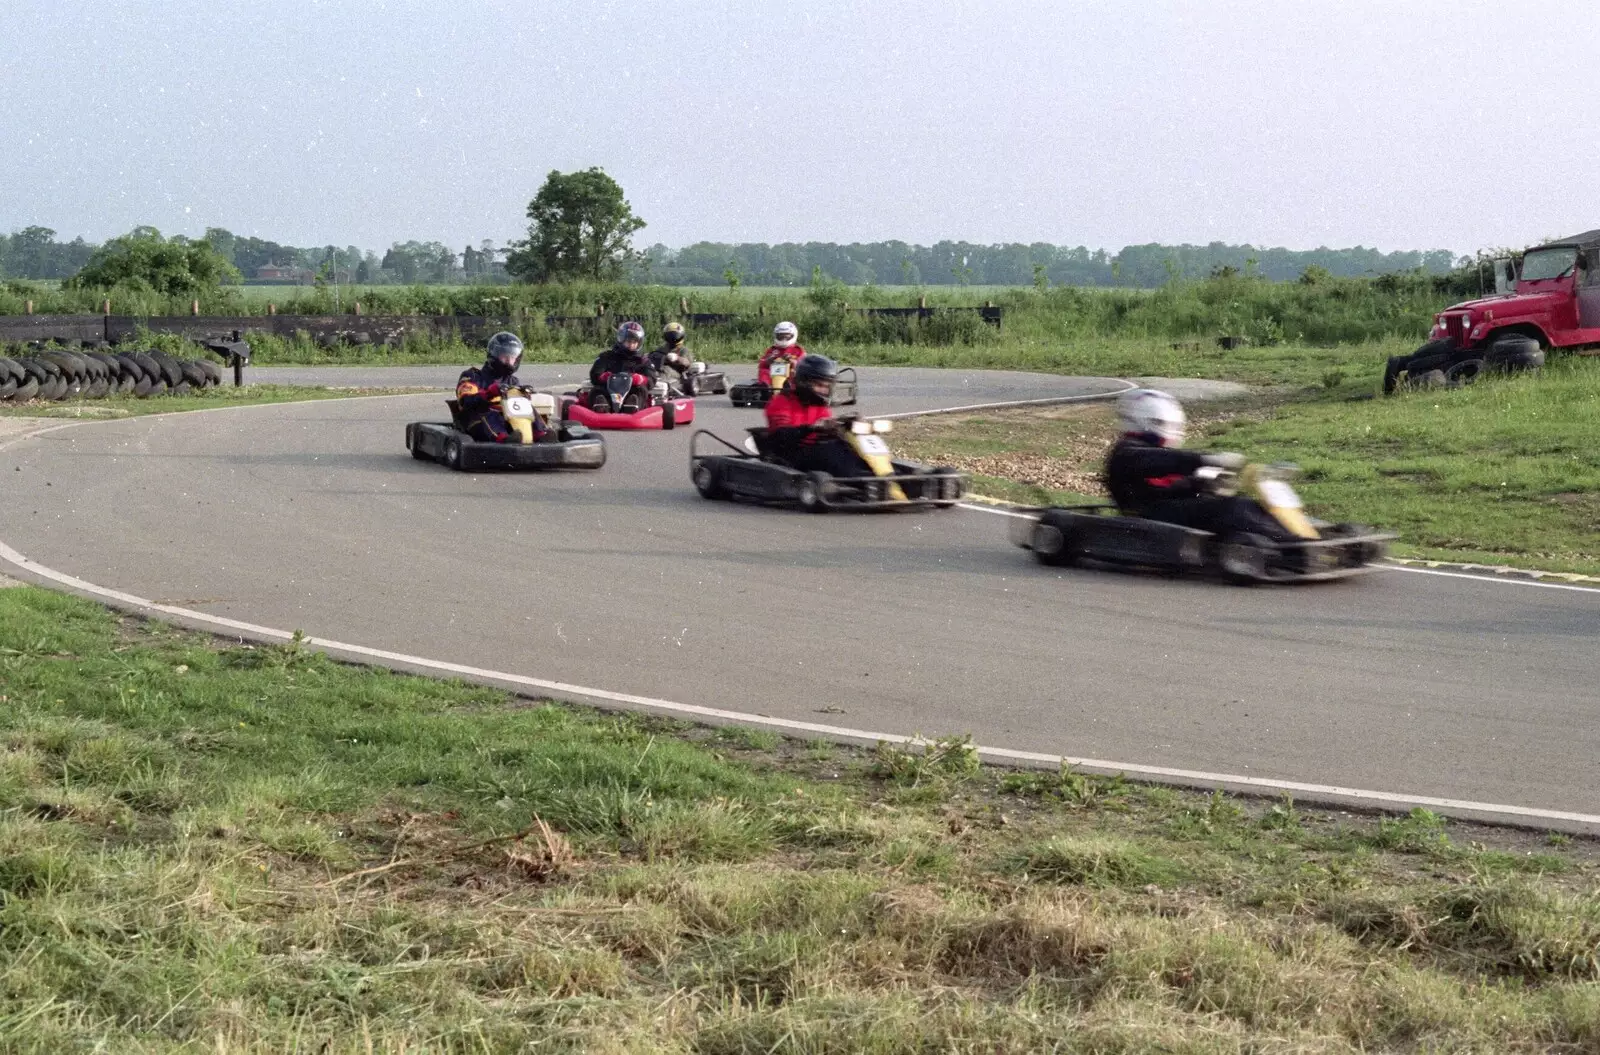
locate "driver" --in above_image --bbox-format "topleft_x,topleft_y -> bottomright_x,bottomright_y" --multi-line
647,321 -> 696,394
1104,388 -> 1293,542
763,353 -> 872,477
455,331 -> 545,442
589,320 -> 656,394
757,321 -> 804,389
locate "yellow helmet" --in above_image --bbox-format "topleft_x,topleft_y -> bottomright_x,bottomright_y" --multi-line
663,321 -> 686,346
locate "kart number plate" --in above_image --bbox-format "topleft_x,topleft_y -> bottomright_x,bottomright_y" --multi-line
1259,480 -> 1303,509
505,396 -> 534,417
771,364 -> 789,378
857,435 -> 890,456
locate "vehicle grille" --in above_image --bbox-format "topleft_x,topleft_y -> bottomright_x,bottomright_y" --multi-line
1445,315 -> 1466,344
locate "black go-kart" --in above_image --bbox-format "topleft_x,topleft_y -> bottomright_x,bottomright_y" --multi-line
407,387 -> 605,471
1008,464 -> 1393,584
689,418 -> 966,513
728,364 -> 858,408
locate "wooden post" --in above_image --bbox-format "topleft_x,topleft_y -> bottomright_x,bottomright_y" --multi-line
596,302 -> 606,317
919,294 -> 927,309
24,300 -> 33,314
268,303 -> 276,315
102,298 -> 112,315
353,301 -> 362,316
985,300 -> 993,308
191,299 -> 200,316
680,296 -> 688,314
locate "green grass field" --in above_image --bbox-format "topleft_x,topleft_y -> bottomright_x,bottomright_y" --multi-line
0,383 -> 421,420
1,584 -> 1597,1052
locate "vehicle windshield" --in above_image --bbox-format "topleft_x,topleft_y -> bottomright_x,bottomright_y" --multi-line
1519,247 -> 1578,282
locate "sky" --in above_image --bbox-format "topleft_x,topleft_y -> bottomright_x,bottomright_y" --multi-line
1,0 -> 1596,257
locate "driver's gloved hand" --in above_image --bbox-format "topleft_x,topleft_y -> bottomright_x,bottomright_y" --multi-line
1203,452 -> 1247,470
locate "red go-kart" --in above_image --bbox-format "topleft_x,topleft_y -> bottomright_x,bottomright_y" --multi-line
563,371 -> 696,431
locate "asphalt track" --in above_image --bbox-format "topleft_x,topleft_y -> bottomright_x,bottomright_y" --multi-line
2,365 -> 1597,829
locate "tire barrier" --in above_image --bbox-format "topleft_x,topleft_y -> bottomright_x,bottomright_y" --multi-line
0,347 -> 228,404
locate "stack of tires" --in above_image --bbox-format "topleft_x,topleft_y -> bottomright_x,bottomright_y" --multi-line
1383,334 -> 1547,393
0,347 -> 225,403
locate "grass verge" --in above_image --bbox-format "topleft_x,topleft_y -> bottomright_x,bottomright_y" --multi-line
0,384 -> 421,420
896,357 -> 1600,576
1,584 -> 1597,1052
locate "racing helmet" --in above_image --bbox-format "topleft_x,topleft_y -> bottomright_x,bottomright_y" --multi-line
616,320 -> 646,350
485,331 -> 524,376
1116,388 -> 1186,446
772,320 -> 799,349
662,321 -> 686,347
792,353 -> 838,406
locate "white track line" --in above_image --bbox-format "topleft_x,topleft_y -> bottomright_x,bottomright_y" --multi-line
1383,563 -> 1600,594
2,536 -> 1596,830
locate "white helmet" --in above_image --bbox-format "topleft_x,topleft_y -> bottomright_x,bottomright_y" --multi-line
1116,388 -> 1186,446
772,321 -> 798,348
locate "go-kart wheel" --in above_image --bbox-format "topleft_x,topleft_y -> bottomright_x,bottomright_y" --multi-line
1031,521 -> 1075,566
444,435 -> 463,471
692,461 -> 725,500
662,402 -> 677,430
1216,532 -> 1270,585
408,425 -> 428,460
796,471 -> 831,513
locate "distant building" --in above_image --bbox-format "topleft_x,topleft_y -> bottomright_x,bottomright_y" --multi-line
254,265 -> 313,282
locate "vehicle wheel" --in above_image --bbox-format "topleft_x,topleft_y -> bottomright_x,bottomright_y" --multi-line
1443,358 -> 1485,386
1216,532 -> 1270,585
662,402 -> 677,430
1485,335 -> 1545,374
1032,521 -> 1076,566
444,435 -> 463,471
180,360 -> 208,388
1409,368 -> 1447,389
0,379 -> 16,400
692,461 -> 725,500
796,471 -> 831,513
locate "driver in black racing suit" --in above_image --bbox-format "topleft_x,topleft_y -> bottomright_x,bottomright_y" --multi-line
646,321 -> 697,394
1104,388 -> 1295,542
455,332 -> 546,442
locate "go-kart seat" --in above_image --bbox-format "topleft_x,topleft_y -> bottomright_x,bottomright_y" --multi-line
745,427 -> 776,458
446,398 -> 465,430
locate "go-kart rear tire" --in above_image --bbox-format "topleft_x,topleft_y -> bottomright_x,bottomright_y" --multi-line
1216,532 -> 1271,585
662,402 -> 677,430
444,435 -> 464,471
692,461 -> 725,500
796,471 -> 831,513
407,425 -> 429,460
1031,521 -> 1076,566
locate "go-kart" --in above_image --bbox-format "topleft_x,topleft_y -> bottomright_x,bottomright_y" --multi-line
564,370 -> 695,430
690,416 -> 966,512
1009,463 -> 1394,583
651,350 -> 727,397
727,359 -> 858,408
407,386 -> 606,471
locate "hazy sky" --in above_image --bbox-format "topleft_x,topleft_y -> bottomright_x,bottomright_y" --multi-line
2,0 -> 1596,256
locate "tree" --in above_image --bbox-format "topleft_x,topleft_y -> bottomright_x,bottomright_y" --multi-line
505,168 -> 645,283
66,227 -> 240,294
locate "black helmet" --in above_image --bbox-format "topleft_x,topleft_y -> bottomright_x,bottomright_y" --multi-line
662,321 -> 686,347
486,331 -> 523,376
793,353 -> 838,405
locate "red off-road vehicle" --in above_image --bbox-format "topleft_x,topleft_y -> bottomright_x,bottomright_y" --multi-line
1383,229 -> 1600,392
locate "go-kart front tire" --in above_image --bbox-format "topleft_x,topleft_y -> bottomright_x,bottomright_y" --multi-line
444,435 -> 464,471
796,472 -> 831,513
1216,532 -> 1271,585
663,402 -> 677,430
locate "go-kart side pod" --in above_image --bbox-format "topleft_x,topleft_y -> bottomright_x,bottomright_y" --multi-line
406,421 -> 606,471
689,428 -> 965,512
1008,505 -> 1394,584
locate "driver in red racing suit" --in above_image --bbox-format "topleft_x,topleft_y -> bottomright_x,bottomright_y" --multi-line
763,354 -> 872,478
455,332 -> 546,442
756,320 -> 804,388
1104,388 -> 1294,542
